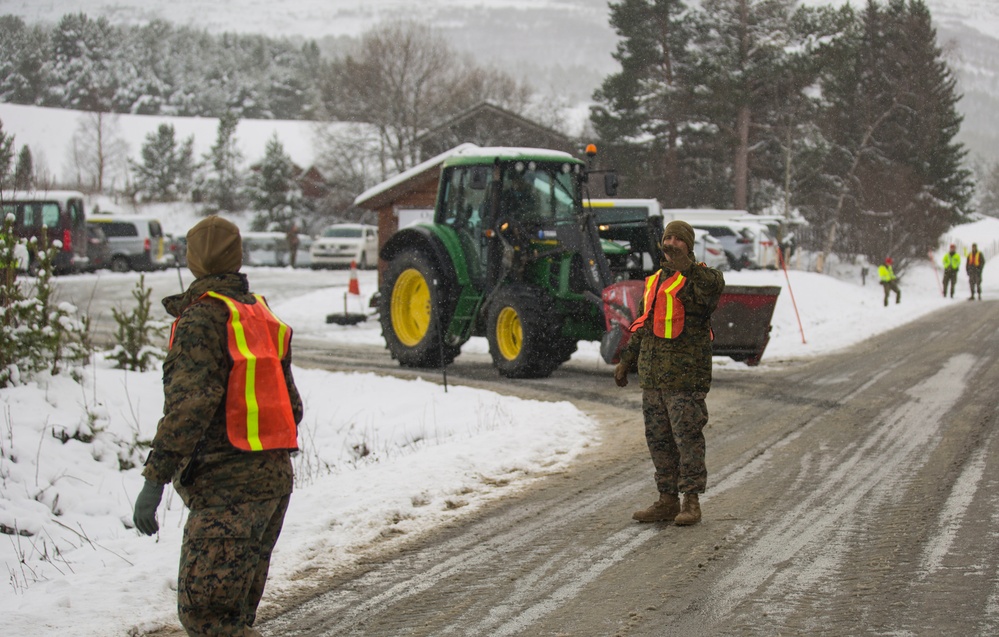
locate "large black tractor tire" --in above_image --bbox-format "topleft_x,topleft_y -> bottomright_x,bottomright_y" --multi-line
379,248 -> 461,368
486,285 -> 563,379
549,337 -> 578,366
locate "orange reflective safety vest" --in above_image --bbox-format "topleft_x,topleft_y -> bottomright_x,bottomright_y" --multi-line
172,292 -> 298,452
968,251 -> 982,267
628,269 -> 686,338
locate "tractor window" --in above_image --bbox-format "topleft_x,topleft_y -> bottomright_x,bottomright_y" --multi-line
440,167 -> 487,232
501,165 -> 577,225
535,170 -> 577,222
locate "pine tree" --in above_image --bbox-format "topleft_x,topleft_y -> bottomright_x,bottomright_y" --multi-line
0,16 -> 49,105
132,124 -> 194,201
592,0 -> 837,210
45,13 -> 121,112
13,145 -> 33,191
199,112 -> 244,213
246,134 -> 305,231
591,0 -> 698,205
887,0 -> 972,246
0,121 -> 14,189
688,0 -> 837,211
979,161 -> 999,218
814,0 -> 972,268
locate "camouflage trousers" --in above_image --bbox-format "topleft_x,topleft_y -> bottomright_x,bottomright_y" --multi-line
178,494 -> 290,636
641,389 -> 708,495
969,270 -> 982,296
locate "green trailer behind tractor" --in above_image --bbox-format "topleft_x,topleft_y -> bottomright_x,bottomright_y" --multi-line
377,145 -> 780,378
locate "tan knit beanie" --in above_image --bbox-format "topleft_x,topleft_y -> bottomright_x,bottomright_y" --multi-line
186,216 -> 242,279
662,220 -> 696,253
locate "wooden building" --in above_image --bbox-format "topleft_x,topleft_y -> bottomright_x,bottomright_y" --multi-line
416,101 -> 577,159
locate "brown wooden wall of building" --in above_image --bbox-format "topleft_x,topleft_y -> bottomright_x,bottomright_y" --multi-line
374,179 -> 440,281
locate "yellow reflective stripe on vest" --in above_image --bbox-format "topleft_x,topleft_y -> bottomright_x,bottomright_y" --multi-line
660,272 -> 686,338
206,292 -> 263,450
276,311 -> 288,360
630,269 -> 686,338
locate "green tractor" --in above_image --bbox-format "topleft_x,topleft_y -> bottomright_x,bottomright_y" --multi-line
378,146 -> 640,378
377,145 -> 780,378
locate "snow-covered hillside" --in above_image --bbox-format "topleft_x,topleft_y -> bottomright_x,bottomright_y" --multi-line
0,102 -> 324,187
2,0 -> 997,162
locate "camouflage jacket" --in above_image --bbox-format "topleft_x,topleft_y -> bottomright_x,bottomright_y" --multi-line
142,272 -> 304,509
966,251 -> 985,274
619,261 -> 725,392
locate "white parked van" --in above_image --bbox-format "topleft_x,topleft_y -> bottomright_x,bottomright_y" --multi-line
310,224 -> 378,269
87,214 -> 169,272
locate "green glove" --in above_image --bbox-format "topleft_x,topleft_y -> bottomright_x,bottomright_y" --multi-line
663,244 -> 693,272
133,480 -> 164,536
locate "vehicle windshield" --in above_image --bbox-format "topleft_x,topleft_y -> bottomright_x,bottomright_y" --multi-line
501,163 -> 579,225
323,227 -> 363,238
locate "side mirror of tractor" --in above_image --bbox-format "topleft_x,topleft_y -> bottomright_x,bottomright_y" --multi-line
604,173 -> 619,197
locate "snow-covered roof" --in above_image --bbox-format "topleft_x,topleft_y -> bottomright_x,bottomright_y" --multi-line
1,189 -> 86,201
353,144 -> 584,209
353,143 -> 478,209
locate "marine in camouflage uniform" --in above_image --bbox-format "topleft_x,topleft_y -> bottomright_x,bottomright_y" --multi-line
966,242 -> 985,300
133,216 -> 303,637
614,220 -> 725,526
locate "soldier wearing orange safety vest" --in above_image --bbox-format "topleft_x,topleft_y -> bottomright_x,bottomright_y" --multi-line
613,220 -> 725,527
133,216 -> 303,637
966,242 -> 985,300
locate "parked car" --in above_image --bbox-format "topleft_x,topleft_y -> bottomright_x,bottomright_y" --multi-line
310,224 -> 378,269
242,231 -> 313,268
1,189 -> 89,274
83,223 -> 112,272
692,228 -> 730,271
689,220 -> 776,270
87,214 -> 170,272
165,233 -> 187,268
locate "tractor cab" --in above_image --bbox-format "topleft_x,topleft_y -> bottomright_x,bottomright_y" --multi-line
436,150 -> 611,302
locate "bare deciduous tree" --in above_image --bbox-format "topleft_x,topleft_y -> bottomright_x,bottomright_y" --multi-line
67,111 -> 128,192
319,19 -> 534,176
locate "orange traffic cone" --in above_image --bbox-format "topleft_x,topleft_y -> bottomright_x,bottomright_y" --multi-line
348,260 -> 361,296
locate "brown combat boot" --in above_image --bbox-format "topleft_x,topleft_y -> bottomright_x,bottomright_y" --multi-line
674,493 -> 701,526
632,492 -> 680,523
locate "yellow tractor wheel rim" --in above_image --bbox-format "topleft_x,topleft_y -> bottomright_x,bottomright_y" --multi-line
495,306 -> 523,361
391,268 -> 431,347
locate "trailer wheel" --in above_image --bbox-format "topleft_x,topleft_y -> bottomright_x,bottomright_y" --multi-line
379,248 -> 460,368
487,285 -> 560,378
